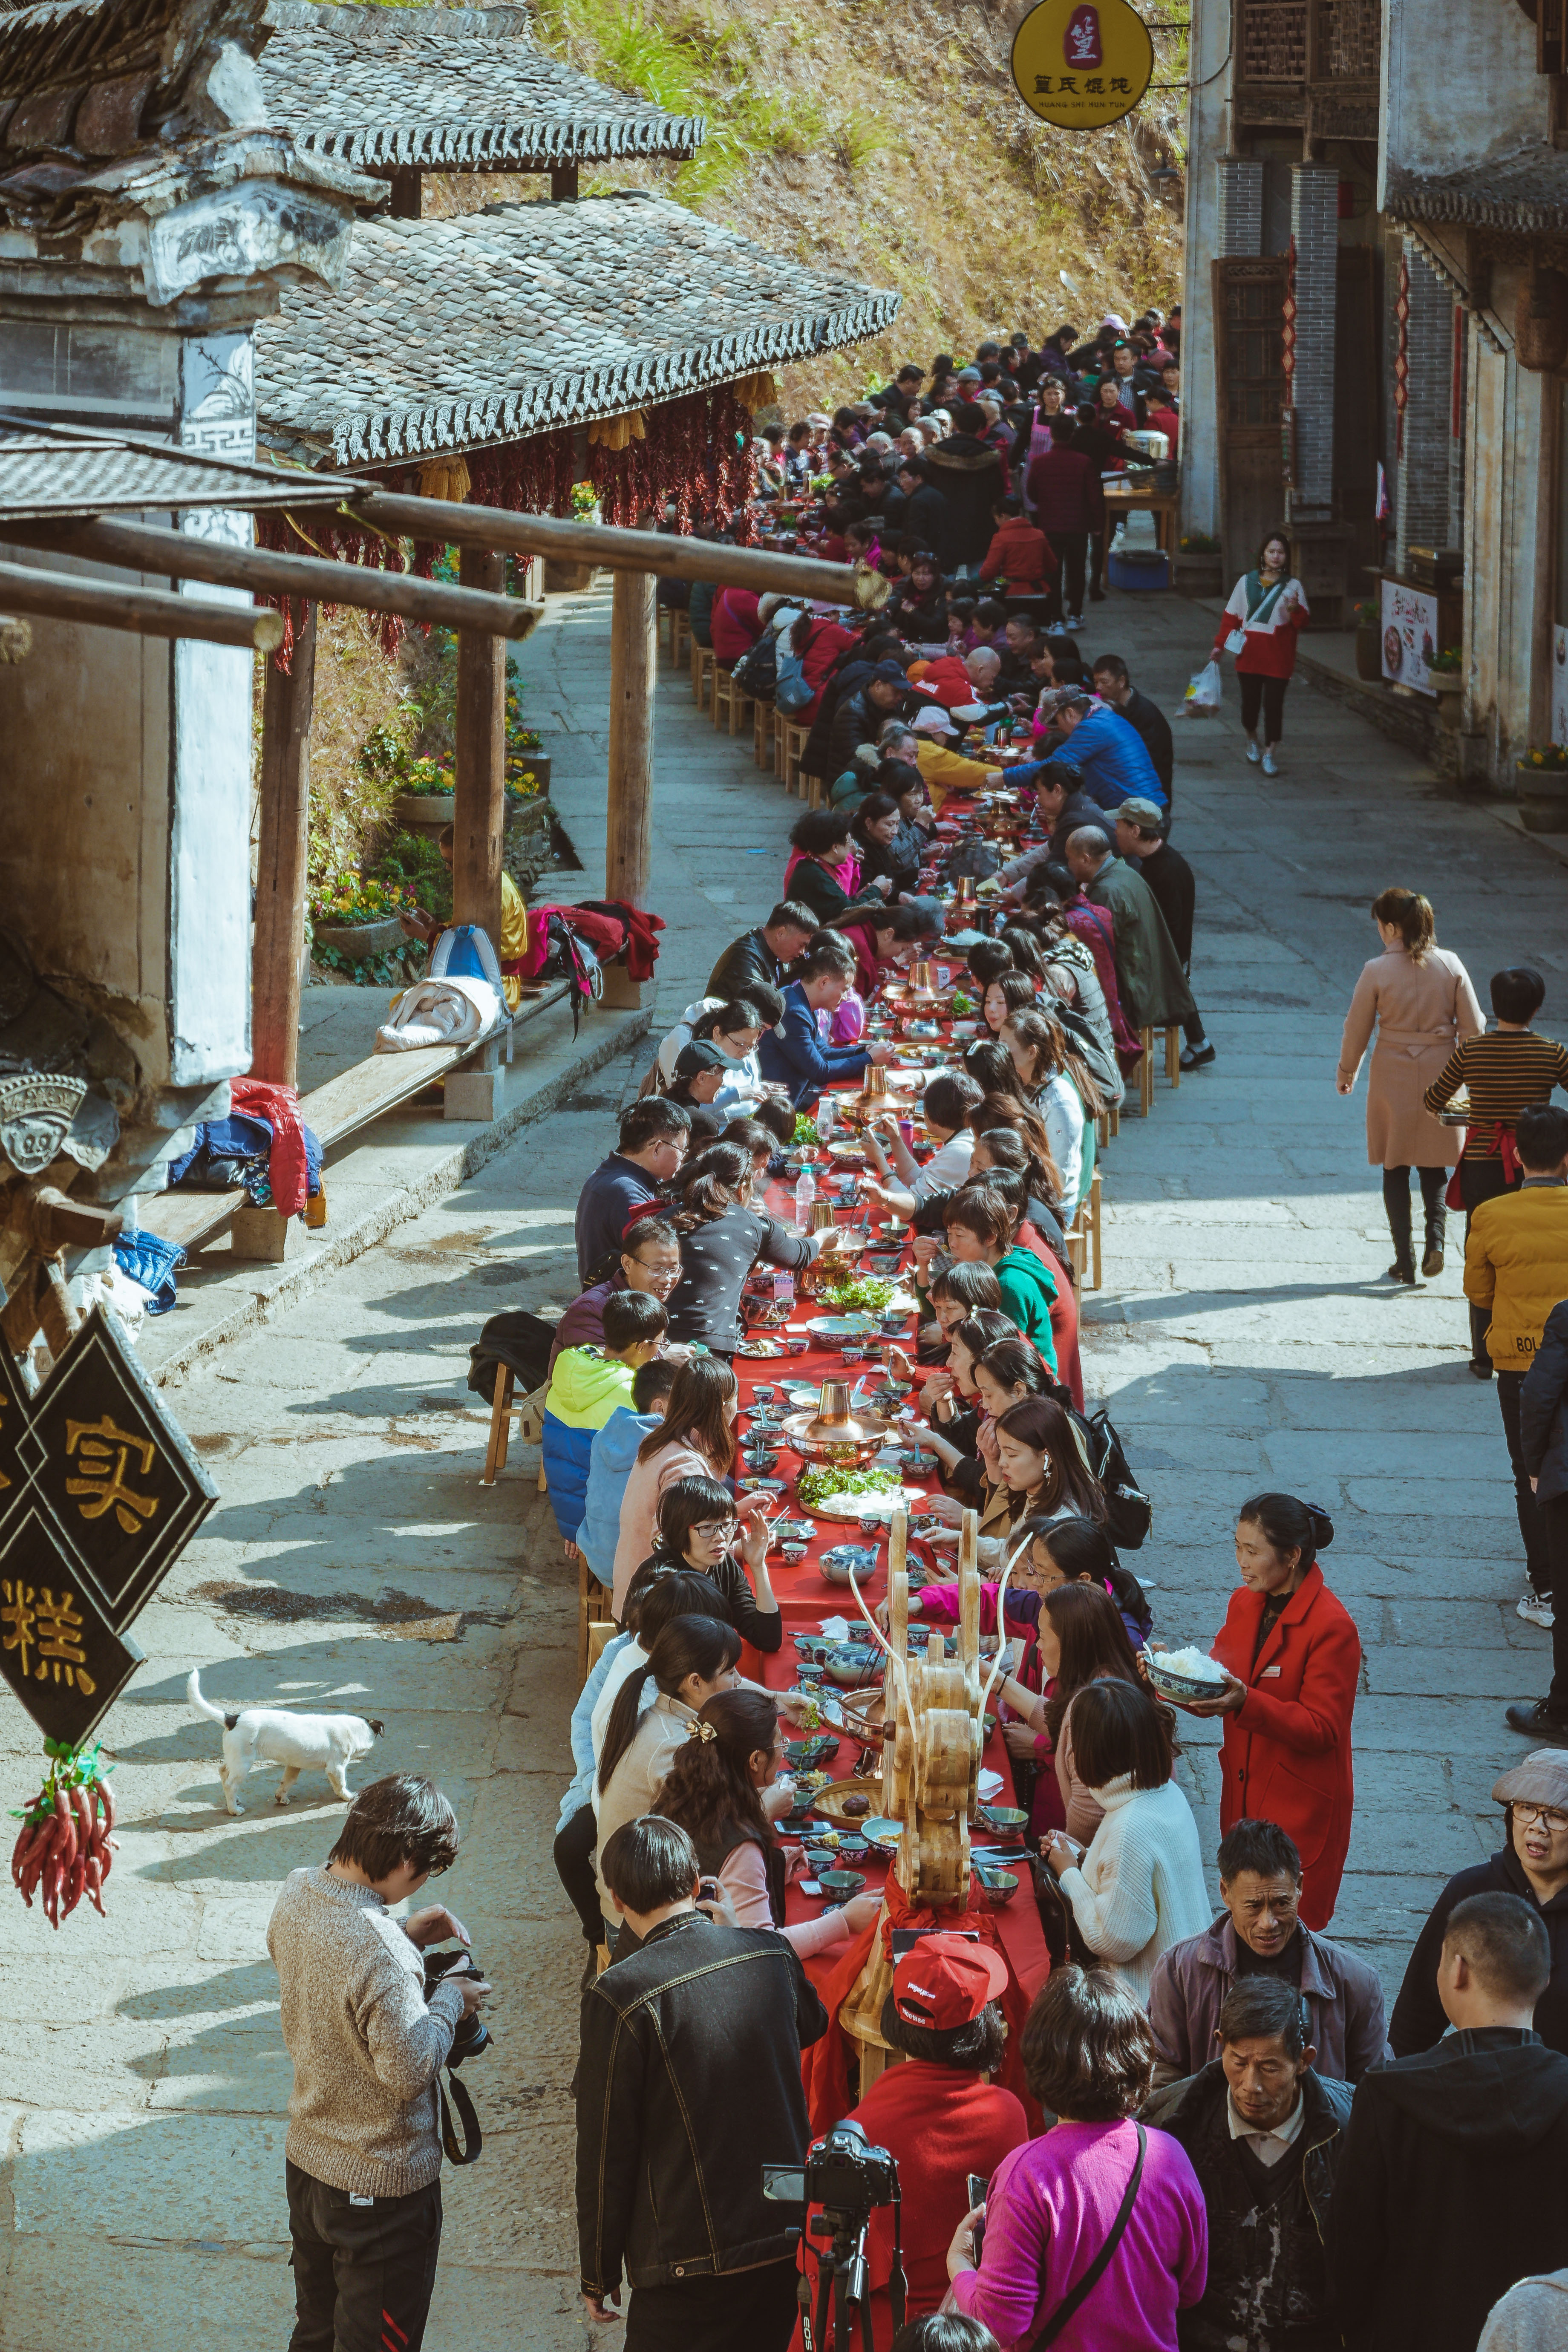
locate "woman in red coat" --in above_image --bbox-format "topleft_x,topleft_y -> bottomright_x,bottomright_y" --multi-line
1170,1493 -> 1359,1929
1211,528 -> 1310,776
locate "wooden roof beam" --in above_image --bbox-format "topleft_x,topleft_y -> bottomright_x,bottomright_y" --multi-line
0,560 -> 282,649
346,491 -> 891,609
8,516 -> 544,640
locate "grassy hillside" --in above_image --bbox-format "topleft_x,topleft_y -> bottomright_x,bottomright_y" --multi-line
525,0 -> 1187,407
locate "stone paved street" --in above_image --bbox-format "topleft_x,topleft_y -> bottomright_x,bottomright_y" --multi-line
1,582 -> 1563,2349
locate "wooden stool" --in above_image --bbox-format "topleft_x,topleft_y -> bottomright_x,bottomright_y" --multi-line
801,771 -> 824,810
586,1618 -> 617,1673
781,720 -> 810,795
481,1371 -> 547,1487
1095,1111 -> 1109,1150
671,608 -> 691,668
1109,1101 -> 1121,1138
1137,1032 -> 1156,1117
1083,1169 -> 1103,1290
1165,1025 -> 1182,1087
578,1553 -> 612,1681
692,642 -> 715,707
754,698 -> 775,770
712,663 -> 752,734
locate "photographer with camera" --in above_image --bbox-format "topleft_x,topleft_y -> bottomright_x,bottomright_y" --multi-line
577,1814 -> 828,2350
819,1935 -> 1027,2346
266,1773 -> 490,2352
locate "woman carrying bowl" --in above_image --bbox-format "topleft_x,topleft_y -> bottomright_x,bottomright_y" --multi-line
1162,1492 -> 1359,1930
655,1686 -> 881,1959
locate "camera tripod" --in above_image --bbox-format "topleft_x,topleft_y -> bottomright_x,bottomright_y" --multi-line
798,2193 -> 906,2352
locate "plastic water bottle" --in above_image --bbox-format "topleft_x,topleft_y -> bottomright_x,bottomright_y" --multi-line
794,1166 -> 817,1231
816,1096 -> 836,1143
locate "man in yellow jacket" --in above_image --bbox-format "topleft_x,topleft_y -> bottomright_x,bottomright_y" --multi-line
1465,1103 -> 1568,1629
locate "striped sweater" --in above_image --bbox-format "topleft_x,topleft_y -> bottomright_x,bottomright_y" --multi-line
1423,1029 -> 1568,1158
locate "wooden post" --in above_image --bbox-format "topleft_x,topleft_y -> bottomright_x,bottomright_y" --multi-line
448,546 -> 507,1118
550,163 -> 579,201
251,601 -> 315,1087
602,569 -> 657,1009
388,168 -> 422,218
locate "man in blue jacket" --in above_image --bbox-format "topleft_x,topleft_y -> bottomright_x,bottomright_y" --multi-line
1051,692 -> 1168,814
756,935 -> 895,1109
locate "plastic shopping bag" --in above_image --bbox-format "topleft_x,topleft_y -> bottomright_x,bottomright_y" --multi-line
1182,658 -> 1222,714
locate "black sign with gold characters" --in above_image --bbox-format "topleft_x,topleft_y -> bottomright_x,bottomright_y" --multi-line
0,1306 -> 217,1747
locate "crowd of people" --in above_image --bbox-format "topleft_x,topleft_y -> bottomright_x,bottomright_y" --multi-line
261,332 -> 1568,2352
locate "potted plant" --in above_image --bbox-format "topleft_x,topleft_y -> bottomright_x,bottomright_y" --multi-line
392,753 -> 457,827
1353,600 -> 1382,682
309,874 -> 415,962
1517,744 -> 1568,833
1173,531 -> 1223,598
1427,646 -> 1463,731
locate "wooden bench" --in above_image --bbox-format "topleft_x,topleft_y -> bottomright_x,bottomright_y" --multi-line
691,641 -> 716,707
148,979 -> 569,1263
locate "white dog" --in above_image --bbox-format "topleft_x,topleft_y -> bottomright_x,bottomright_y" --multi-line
187,1669 -> 384,1815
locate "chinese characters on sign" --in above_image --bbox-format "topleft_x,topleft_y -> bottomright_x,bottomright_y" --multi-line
0,1307 -> 216,1746
1011,0 -> 1154,129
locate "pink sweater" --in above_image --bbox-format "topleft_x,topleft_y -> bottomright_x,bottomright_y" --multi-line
952,2119 -> 1207,2352
716,1839 -> 852,1960
610,1436 -> 709,1616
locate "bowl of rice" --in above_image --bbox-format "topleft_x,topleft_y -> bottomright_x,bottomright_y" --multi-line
1147,1646 -> 1230,1701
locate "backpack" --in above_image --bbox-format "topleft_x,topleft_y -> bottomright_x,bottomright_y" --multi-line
732,631 -> 779,704
775,628 -> 815,713
1084,1405 -> 1152,1548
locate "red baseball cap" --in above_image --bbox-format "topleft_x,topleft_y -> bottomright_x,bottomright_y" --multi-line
891,1934 -> 1009,2030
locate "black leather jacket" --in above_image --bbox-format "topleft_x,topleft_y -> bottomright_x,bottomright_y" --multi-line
576,1910 -> 828,2296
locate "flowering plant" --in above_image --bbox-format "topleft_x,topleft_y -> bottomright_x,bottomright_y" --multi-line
1178,532 -> 1220,554
1353,600 -> 1379,627
1522,745 -> 1568,770
1427,648 -> 1461,676
308,874 -> 414,925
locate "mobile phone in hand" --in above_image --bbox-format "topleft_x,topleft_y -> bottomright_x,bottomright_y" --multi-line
967,2174 -> 989,2266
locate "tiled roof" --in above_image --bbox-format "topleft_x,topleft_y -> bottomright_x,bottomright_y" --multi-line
1385,149 -> 1568,233
259,1 -> 704,168
0,0 -> 268,156
255,190 -> 901,466
0,423 -> 369,519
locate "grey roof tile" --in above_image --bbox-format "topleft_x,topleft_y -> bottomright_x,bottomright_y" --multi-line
259,0 -> 704,168
1385,148 -> 1568,233
255,189 -> 899,465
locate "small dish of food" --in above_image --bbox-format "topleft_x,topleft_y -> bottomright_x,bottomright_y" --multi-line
1145,1647 -> 1230,1702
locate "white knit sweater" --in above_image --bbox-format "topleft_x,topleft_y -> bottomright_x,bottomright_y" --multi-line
1056,1776 -> 1211,2007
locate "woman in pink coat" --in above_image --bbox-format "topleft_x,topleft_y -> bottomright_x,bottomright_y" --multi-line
1336,887 -> 1482,1283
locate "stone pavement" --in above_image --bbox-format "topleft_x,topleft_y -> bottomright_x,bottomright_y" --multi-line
1,577 -> 1563,2351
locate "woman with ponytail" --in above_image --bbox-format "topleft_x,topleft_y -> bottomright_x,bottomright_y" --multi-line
593,1614 -> 742,1934
611,1356 -> 745,1617
1164,1492 -> 1360,1928
655,1689 -> 881,1957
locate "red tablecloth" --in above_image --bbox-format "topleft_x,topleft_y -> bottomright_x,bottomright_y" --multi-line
731,1069 -> 1050,2034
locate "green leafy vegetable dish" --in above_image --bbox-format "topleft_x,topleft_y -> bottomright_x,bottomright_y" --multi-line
793,1112 -> 821,1146
820,1275 -> 894,1315
950,989 -> 976,1017
797,1464 -> 905,1513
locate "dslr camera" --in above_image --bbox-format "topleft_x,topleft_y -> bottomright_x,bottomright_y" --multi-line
424,1945 -> 490,2064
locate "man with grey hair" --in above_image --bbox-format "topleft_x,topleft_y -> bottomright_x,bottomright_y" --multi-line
1065,824 -> 1199,1048
1144,1974 -> 1352,2352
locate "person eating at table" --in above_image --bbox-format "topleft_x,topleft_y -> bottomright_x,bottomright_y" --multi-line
757,934 -> 896,1110
611,1356 -> 751,1617
940,1188 -> 1059,1364
861,1073 -> 984,1210
661,1141 -> 848,1362
654,1687 -> 881,1959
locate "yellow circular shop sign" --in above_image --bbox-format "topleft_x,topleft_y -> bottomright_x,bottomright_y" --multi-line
1010,0 -> 1155,130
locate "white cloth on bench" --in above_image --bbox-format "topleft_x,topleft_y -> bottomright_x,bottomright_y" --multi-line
374,974 -> 501,1053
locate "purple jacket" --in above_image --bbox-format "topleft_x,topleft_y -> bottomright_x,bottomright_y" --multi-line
1147,1915 -> 1391,2087
548,1274 -> 625,1375
952,2118 -> 1206,2352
